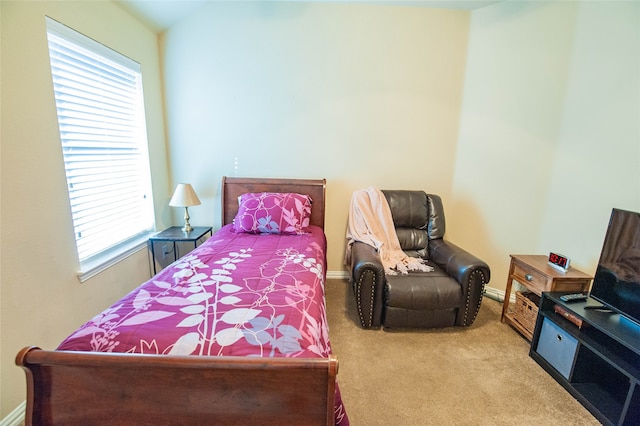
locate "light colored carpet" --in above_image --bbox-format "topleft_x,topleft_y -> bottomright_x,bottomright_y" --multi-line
325,279 -> 600,426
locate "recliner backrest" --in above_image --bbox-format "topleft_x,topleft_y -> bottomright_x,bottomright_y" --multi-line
382,190 -> 446,259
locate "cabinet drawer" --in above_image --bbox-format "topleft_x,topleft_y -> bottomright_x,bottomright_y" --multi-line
536,317 -> 578,379
512,262 -> 547,294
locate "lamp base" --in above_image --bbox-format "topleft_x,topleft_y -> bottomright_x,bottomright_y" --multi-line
182,207 -> 193,233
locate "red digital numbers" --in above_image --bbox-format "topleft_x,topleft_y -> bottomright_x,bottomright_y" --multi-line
549,253 -> 568,268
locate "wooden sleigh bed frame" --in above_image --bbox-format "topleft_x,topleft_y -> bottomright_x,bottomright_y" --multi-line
16,177 -> 338,426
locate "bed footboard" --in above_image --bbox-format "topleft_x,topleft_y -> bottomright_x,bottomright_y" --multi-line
16,346 -> 338,426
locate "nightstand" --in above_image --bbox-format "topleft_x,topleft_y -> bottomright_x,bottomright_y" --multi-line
501,254 -> 592,341
148,226 -> 213,274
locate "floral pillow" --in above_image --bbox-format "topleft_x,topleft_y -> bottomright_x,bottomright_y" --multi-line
233,192 -> 312,234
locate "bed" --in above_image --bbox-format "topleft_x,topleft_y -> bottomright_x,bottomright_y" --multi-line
16,176 -> 349,426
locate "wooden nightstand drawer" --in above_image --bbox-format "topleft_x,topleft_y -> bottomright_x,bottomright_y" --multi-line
512,262 -> 547,295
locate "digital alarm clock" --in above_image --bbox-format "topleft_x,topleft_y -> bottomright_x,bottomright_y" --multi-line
548,252 -> 571,271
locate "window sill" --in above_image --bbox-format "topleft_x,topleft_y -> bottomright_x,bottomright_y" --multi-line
77,233 -> 153,283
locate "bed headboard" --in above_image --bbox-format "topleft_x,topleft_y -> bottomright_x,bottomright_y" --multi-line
221,177 -> 327,229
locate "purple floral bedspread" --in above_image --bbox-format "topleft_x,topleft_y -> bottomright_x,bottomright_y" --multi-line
58,224 -> 349,425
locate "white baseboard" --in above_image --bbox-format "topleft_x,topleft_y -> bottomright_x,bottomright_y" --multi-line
484,286 -> 504,302
484,286 -> 516,304
326,270 -> 349,280
1,401 -> 25,426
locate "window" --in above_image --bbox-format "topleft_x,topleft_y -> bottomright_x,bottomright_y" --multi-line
46,18 -> 154,281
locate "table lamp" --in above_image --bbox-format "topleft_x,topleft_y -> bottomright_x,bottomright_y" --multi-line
169,183 -> 201,233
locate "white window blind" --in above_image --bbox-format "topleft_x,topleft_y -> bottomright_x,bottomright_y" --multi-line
46,18 -> 154,272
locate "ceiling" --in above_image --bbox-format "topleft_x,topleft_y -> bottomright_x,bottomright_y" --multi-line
116,0 -> 503,33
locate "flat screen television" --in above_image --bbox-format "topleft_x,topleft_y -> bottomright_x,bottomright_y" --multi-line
589,208 -> 640,326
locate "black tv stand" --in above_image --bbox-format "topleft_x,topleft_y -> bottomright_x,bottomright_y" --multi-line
530,292 -> 640,425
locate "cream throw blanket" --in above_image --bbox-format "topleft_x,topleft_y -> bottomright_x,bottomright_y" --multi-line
345,187 -> 433,275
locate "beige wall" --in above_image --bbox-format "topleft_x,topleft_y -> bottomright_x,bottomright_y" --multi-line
161,0 -> 639,287
0,1 -> 170,417
453,1 -> 640,291
1,0 -> 639,420
160,2 -> 471,274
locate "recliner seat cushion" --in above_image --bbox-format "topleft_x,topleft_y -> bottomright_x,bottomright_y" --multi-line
384,263 -> 462,311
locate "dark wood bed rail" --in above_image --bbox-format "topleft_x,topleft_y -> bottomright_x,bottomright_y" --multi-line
16,346 -> 338,426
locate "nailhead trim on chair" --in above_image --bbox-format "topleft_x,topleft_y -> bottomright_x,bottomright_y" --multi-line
462,268 -> 487,326
355,269 -> 376,328
356,267 -> 487,328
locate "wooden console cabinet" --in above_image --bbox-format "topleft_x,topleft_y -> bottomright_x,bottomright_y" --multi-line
501,255 -> 592,341
531,292 -> 640,425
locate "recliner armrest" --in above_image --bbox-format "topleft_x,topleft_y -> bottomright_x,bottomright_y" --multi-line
350,242 -> 385,328
429,239 -> 491,326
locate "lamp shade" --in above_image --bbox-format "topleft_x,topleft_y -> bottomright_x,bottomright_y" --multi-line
169,184 -> 201,207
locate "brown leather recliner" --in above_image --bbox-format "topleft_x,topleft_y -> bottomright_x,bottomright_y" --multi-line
348,190 -> 490,329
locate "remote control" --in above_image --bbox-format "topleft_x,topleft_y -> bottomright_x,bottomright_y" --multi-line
560,293 -> 588,303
